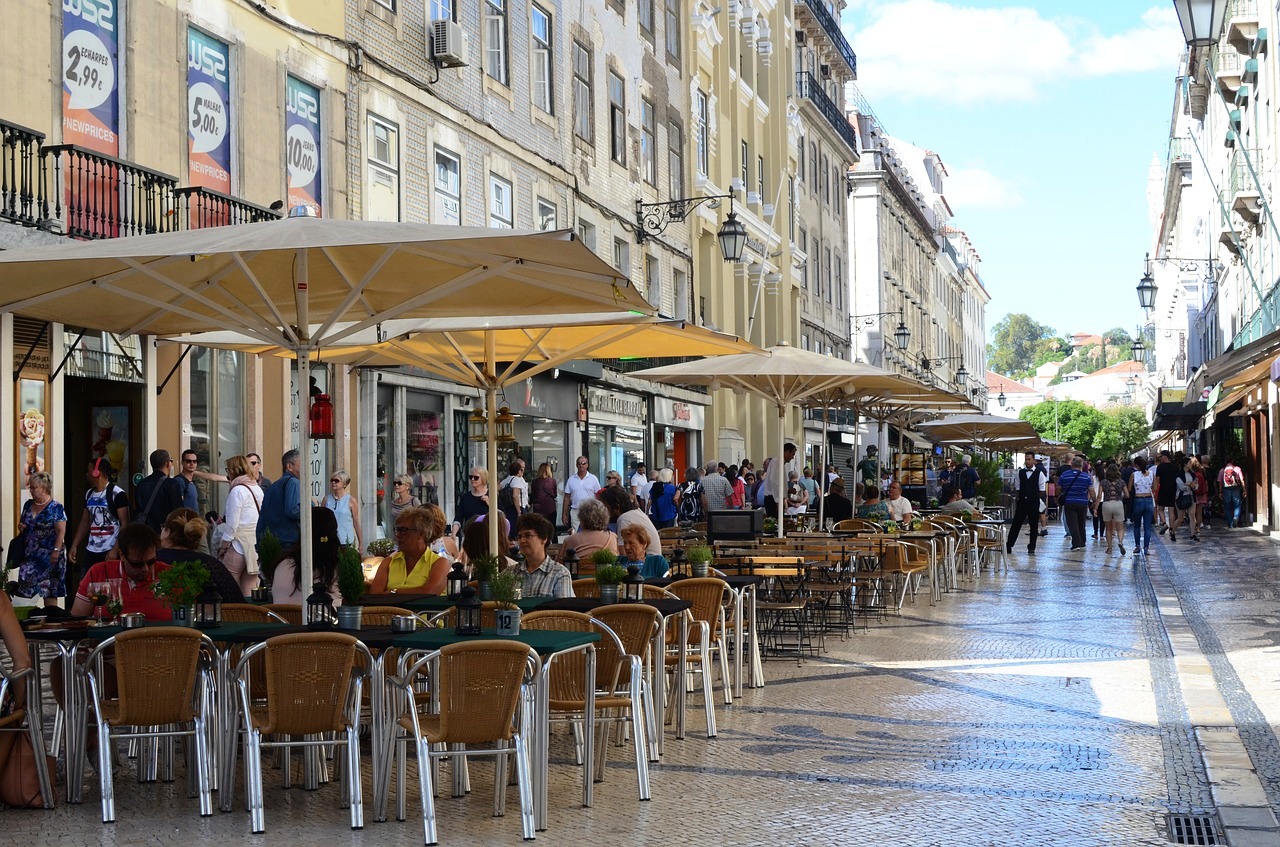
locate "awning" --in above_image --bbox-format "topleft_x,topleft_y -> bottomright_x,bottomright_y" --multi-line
1191,329 -> 1280,395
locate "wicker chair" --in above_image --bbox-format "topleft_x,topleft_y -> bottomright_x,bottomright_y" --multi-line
833,518 -> 884,533
665,578 -> 732,737
231,632 -> 371,833
389,640 -> 539,845
572,578 -> 600,598
262,604 -> 302,625
81,627 -> 216,823
222,603 -> 288,623
589,604 -> 662,765
0,661 -> 54,808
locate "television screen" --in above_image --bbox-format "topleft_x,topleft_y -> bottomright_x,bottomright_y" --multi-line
707,509 -> 763,543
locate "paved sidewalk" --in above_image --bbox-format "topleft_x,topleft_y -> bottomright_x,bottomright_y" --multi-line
7,526 -> 1280,845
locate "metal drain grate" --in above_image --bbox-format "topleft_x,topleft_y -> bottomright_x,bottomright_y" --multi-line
1166,814 -> 1220,845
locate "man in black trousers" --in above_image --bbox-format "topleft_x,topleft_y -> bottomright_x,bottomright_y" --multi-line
1007,451 -> 1047,555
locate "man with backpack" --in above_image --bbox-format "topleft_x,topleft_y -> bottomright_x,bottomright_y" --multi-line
1220,457 -> 1246,528
67,457 -> 130,584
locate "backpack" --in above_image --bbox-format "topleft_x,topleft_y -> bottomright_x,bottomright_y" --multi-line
678,483 -> 702,522
497,479 -> 518,514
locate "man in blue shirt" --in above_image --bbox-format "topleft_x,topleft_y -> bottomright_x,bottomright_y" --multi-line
958,454 -> 980,501
257,449 -> 302,547
1057,456 -> 1092,551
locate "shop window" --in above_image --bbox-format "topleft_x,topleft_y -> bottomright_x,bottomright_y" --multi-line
189,346 -> 245,511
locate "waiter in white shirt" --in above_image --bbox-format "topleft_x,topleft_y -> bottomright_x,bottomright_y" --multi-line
562,456 -> 602,533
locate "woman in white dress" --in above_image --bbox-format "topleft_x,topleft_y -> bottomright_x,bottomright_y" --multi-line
219,454 -> 263,595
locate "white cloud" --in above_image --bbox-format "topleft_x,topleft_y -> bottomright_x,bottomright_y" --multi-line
848,2 -> 1184,104
945,167 -> 1024,209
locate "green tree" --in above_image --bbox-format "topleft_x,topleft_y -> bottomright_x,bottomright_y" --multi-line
1032,336 -> 1070,368
987,314 -> 1059,377
1019,399 -> 1105,450
1092,406 -> 1150,458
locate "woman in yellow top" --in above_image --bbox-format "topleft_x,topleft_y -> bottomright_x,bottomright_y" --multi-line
369,505 -> 451,594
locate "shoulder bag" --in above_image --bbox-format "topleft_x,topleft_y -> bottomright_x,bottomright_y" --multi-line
1056,473 -> 1083,508
0,727 -> 55,808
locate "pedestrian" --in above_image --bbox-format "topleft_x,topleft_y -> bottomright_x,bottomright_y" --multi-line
67,457 -> 129,579
799,466 -> 819,503
597,486 -> 662,556
957,454 -> 980,502
562,456 -> 601,533
220,455 -> 264,595
699,461 -> 733,513
1185,457 -> 1206,542
1198,454 -> 1214,528
822,477 -> 853,524
325,469 -> 362,550
1089,463 -> 1104,539
938,456 -> 955,491
1099,465 -> 1127,556
257,449 -> 302,548
677,467 -> 704,525
455,466 -> 491,535
630,461 -> 649,512
528,462 -> 559,531
1219,455 -> 1245,528
497,459 -> 528,529
247,452 -> 273,489
1120,459 -> 1136,525
1153,450 -> 1183,542
1128,455 -> 1157,557
388,473 -> 421,527
176,449 -> 201,512
761,443 -> 798,517
647,467 -> 679,529
1006,451 -> 1046,555
1057,456 -> 1092,551
132,449 -> 185,534
856,446 -> 880,489
725,466 -> 744,509
12,472 -> 67,605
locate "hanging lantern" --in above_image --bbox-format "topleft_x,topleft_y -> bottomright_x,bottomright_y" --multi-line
195,584 -> 223,628
307,583 -> 336,627
446,561 -> 469,600
309,393 -> 335,439
468,407 -> 488,442
562,546 -> 579,577
621,565 -> 646,603
495,406 -> 517,443
454,586 -> 483,636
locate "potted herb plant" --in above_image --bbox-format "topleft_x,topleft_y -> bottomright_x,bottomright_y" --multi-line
587,548 -> 617,577
594,563 -> 627,604
336,544 -> 366,630
686,544 -> 714,579
367,537 -> 395,558
257,528 -> 284,584
472,555 -> 500,601
489,568 -> 522,635
152,559 -> 211,626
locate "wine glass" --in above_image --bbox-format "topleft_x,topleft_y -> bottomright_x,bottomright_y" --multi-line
88,581 -> 109,625
105,579 -> 124,622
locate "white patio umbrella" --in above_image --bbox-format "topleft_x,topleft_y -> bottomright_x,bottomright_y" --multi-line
917,413 -> 1040,450
630,343 -> 936,536
0,217 -> 652,617
178,315 -> 763,554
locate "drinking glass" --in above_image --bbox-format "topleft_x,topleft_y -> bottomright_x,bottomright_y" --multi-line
105,579 -> 124,622
88,581 -> 109,624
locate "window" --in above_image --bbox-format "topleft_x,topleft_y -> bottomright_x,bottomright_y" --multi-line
820,154 -> 829,204
489,174 -> 513,228
641,99 -> 656,185
366,115 -> 399,222
798,136 -> 805,184
695,89 -> 708,176
578,219 -> 596,250
613,237 -> 631,277
531,6 -> 552,113
824,246 -> 833,303
608,71 -> 626,164
371,0 -> 397,10
433,146 -> 461,225
757,155 -> 765,203
639,0 -> 654,38
811,236 -> 820,299
740,140 -> 749,192
536,197 -> 557,230
673,268 -> 688,319
484,0 -> 508,85
645,254 -> 659,305
665,0 -> 680,64
668,121 -> 684,199
573,42 -> 592,142
797,226 -> 807,288
810,141 -> 818,186
834,257 -> 843,308
787,177 -> 795,241
429,0 -> 452,21
801,333 -> 810,351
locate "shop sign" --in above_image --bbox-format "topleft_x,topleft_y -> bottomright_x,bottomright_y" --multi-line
587,387 -> 647,424
652,399 -> 704,429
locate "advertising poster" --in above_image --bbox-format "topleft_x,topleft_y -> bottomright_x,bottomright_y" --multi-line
90,405 -> 129,485
187,27 -> 233,195
62,0 -> 120,156
286,75 -> 323,216
17,379 -> 47,513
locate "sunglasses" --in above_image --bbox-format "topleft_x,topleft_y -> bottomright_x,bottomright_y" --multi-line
249,460 -> 260,466
331,478 -> 342,484
469,475 -> 481,481
394,481 -> 406,486
124,556 -> 157,568
183,458 -> 198,464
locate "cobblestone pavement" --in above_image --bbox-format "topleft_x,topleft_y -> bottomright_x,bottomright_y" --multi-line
8,525 -> 1280,846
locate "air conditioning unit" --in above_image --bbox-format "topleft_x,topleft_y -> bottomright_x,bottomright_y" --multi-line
429,19 -> 467,68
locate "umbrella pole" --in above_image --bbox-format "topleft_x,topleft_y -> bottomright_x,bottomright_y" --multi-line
777,404 -> 786,538
296,254 -> 313,624
818,405 -> 828,530
486,333 -> 501,559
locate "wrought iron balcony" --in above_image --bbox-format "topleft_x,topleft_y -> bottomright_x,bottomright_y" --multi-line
43,144 -> 178,239
795,72 -> 859,155
796,0 -> 857,77
1,120 -> 47,227
173,186 -> 281,230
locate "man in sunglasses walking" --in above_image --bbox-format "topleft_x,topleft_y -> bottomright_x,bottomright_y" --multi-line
562,456 -> 601,533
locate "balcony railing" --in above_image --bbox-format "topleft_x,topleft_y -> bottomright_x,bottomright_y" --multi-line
1167,137 -> 1191,168
1,120 -> 47,227
173,186 -> 280,230
61,344 -> 145,383
796,0 -> 858,77
609,356 -> 704,375
43,144 -> 178,239
795,72 -> 859,155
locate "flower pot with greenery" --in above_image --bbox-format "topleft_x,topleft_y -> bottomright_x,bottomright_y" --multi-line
336,544 -> 366,630
686,544 -> 713,578
367,537 -> 395,558
490,569 -> 523,635
586,548 -> 617,578
256,529 -> 284,598
472,555 -> 500,601
594,563 -> 627,604
152,559 -> 211,626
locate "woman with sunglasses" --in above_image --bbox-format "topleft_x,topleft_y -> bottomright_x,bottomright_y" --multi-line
219,454 -> 264,595
369,506 -> 451,595
453,467 -> 490,537
325,469 -> 362,551
389,473 -> 421,527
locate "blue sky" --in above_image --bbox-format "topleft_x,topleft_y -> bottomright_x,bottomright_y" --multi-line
842,1 -> 1186,342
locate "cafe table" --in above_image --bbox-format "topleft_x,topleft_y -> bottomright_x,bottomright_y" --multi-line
354,593 -> 553,613
649,573 -> 762,698
857,529 -> 953,603
538,595 -> 692,757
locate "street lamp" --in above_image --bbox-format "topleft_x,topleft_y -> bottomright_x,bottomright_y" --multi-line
850,310 -> 911,351
1171,0 -> 1228,47
1137,253 -> 1157,310
1130,335 -> 1146,363
997,390 -> 1007,407
637,194 -> 747,262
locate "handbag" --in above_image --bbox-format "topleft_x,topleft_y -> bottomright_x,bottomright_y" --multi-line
1056,473 -> 1082,508
0,730 -> 55,808
4,527 -> 26,569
